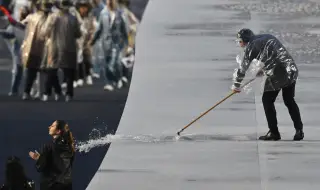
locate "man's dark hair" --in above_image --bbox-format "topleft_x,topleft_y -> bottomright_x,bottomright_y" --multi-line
237,28 -> 254,43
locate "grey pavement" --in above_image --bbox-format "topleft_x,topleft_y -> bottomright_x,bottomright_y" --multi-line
86,0 -> 320,189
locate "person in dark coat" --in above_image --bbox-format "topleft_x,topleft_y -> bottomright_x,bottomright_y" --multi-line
40,0 -> 82,102
232,28 -> 304,141
0,156 -> 35,190
29,120 -> 75,190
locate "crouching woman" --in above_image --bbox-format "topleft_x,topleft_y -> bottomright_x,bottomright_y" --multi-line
29,120 -> 75,190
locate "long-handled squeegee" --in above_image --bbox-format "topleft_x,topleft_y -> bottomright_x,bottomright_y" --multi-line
176,78 -> 256,137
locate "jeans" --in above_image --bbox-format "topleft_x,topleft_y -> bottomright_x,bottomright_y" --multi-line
4,38 -> 23,94
92,40 -> 106,81
104,47 -> 123,86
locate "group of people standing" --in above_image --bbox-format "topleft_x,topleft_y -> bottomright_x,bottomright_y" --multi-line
0,0 -> 138,102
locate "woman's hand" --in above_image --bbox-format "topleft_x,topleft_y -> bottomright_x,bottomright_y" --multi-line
29,151 -> 40,160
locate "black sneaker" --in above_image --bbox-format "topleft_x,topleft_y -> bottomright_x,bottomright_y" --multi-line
259,131 -> 281,141
293,130 -> 304,141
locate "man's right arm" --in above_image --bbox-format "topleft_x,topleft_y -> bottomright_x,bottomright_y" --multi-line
232,45 -> 257,88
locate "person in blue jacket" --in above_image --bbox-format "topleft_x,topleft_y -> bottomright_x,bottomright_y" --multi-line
91,0 -> 128,91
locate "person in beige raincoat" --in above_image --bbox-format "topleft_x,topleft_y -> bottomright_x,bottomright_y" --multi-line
40,0 -> 81,102
20,0 -> 44,99
17,0 -> 52,100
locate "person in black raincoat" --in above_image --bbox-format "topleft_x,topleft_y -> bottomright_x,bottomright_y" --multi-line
0,156 -> 35,190
29,120 -> 75,190
232,28 -> 304,141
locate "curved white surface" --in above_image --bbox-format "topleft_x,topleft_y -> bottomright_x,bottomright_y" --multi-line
87,0 -> 320,189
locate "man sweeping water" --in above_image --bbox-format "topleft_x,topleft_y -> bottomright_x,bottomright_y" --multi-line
232,28 -> 304,141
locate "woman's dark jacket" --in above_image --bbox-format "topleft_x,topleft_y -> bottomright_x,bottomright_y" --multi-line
36,136 -> 74,189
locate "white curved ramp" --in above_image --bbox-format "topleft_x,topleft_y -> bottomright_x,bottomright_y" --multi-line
87,0 -> 320,189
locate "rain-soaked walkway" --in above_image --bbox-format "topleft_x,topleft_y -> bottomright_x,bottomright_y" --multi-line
85,0 -> 320,189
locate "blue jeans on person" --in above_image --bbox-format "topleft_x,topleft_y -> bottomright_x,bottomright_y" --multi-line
4,38 -> 23,94
92,40 -> 107,82
1,25 -> 23,94
104,47 -> 123,86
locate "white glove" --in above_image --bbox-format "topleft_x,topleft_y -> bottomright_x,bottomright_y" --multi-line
231,84 -> 241,92
236,54 -> 242,65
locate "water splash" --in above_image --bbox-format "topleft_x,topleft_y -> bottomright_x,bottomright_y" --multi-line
76,134 -> 121,153
75,131 -> 166,153
75,131 -> 256,153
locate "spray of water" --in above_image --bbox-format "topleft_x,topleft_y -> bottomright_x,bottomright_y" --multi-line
76,134 -> 118,153
75,128 -> 255,153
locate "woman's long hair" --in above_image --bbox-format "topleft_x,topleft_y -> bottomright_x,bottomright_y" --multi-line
56,120 -> 75,154
4,156 -> 29,188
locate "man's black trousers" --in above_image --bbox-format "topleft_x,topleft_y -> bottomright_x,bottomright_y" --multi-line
262,82 -> 303,134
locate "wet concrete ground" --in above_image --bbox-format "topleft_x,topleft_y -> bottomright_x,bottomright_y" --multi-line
87,0 -> 320,189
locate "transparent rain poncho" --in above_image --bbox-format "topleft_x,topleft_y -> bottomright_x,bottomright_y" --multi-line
233,34 -> 298,92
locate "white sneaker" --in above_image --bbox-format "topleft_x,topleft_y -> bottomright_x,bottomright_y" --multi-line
121,76 -> 128,83
61,83 -> 67,88
33,91 -> 40,99
103,84 -> 114,91
30,88 -> 35,97
92,73 -> 100,79
117,80 -> 123,89
73,81 -> 78,88
41,95 -> 48,102
86,76 -> 93,85
77,79 -> 84,86
65,95 -> 72,102
22,93 -> 30,100
54,94 -> 60,101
